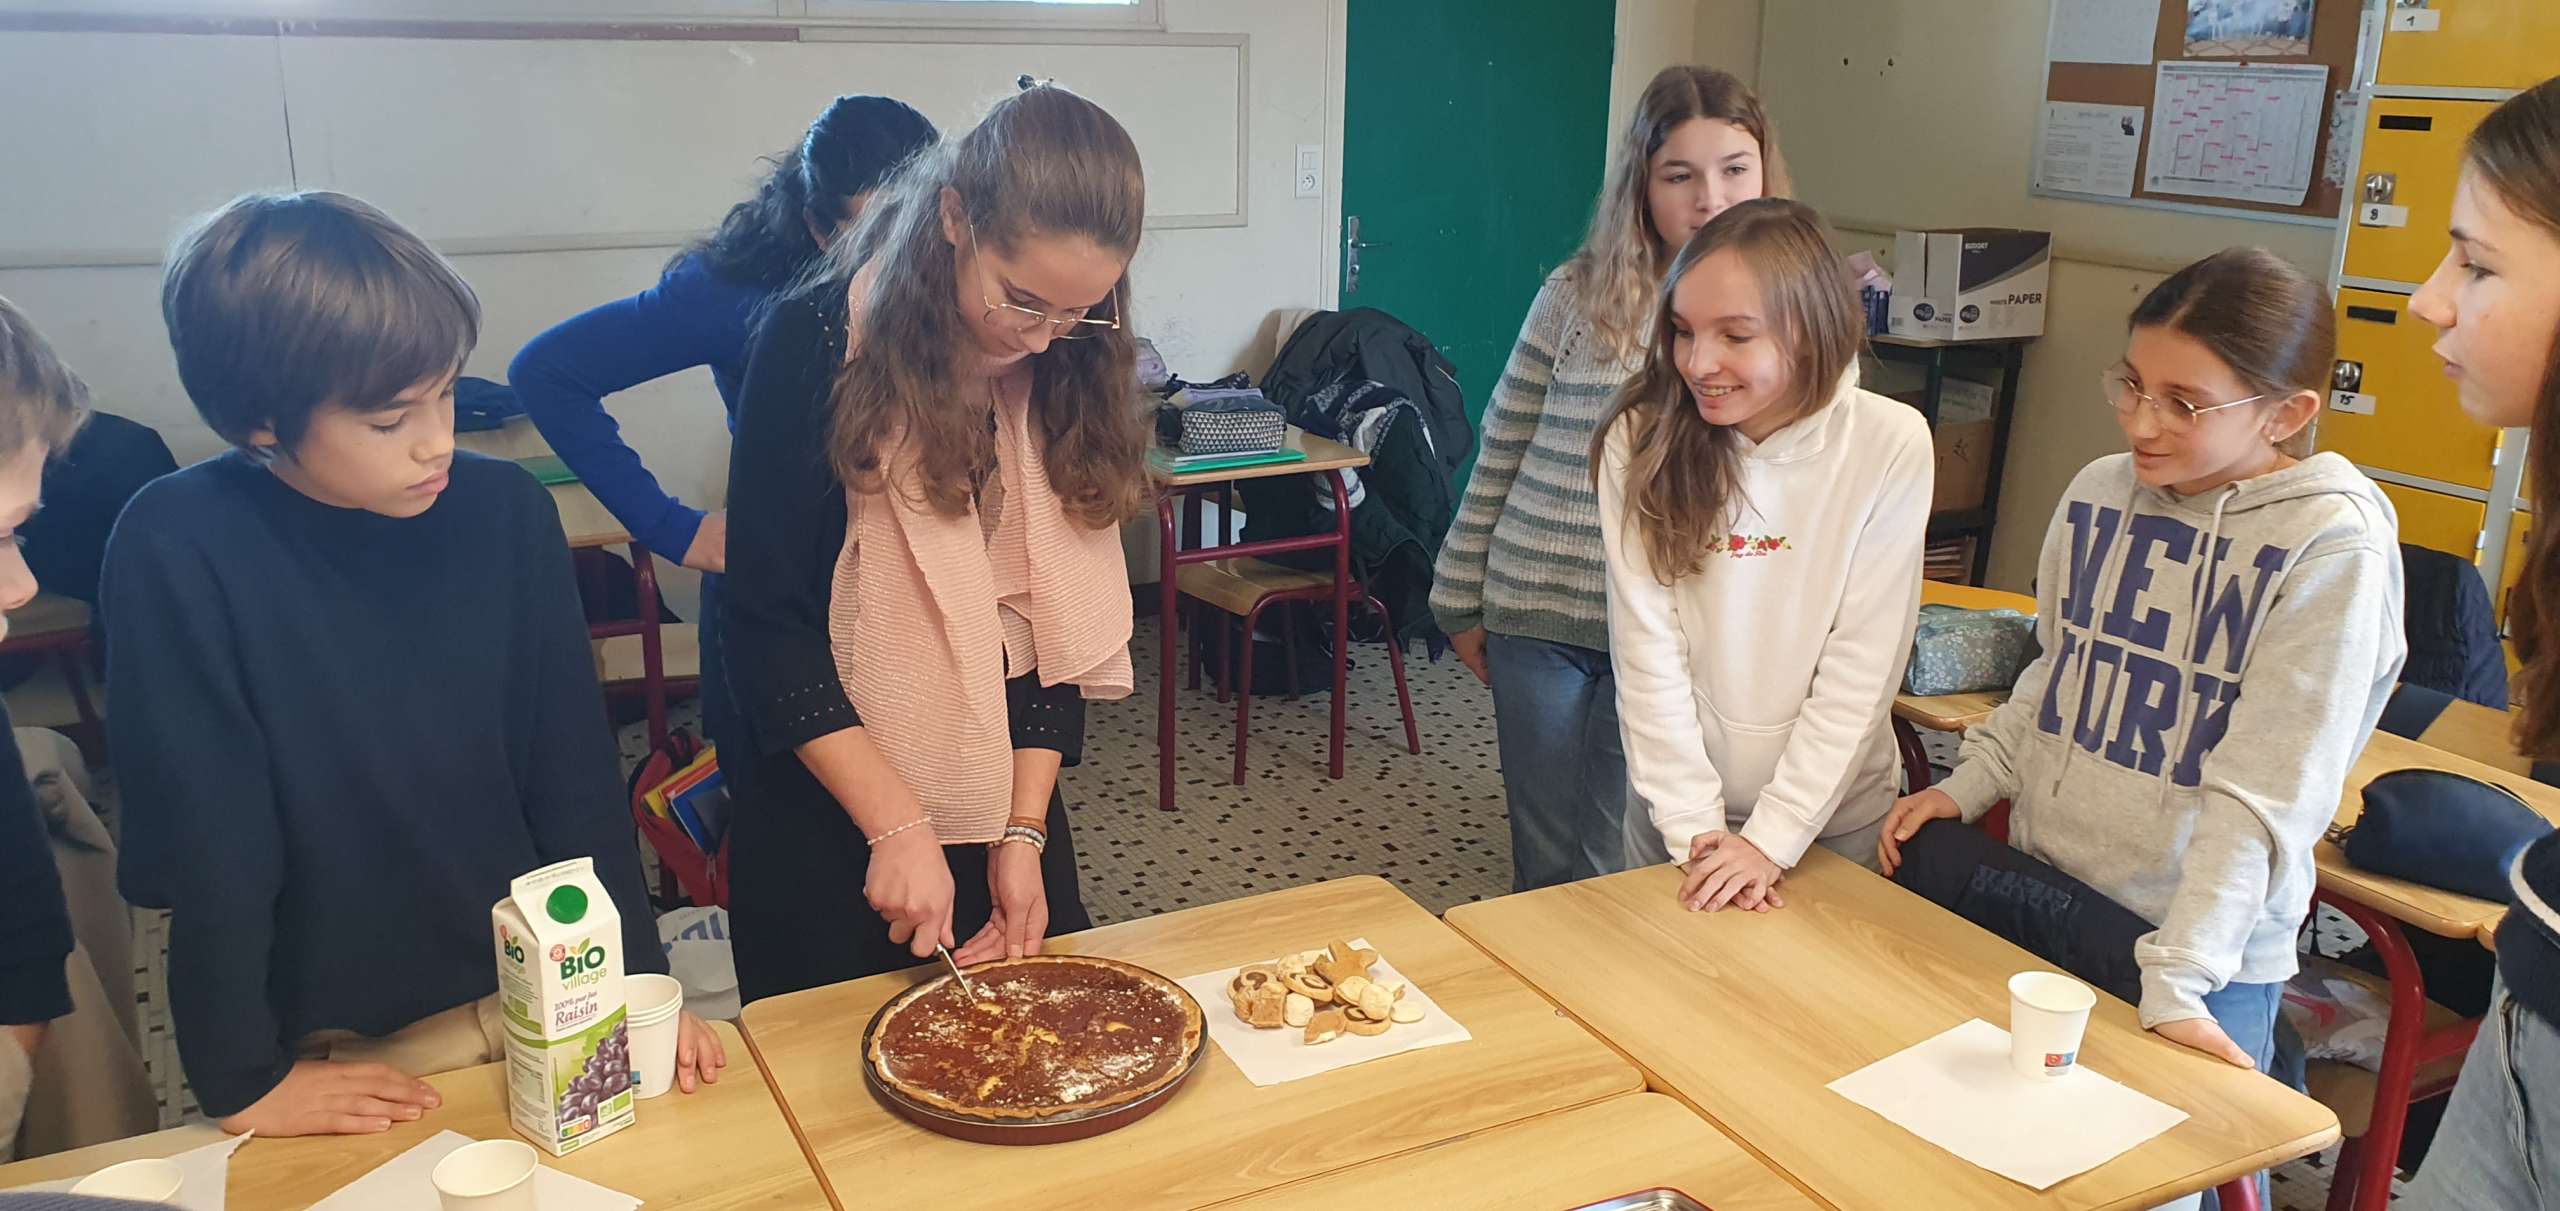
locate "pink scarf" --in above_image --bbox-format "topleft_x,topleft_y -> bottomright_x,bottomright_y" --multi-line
826,364 -> 1134,843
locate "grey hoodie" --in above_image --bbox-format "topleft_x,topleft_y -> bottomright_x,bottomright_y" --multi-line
1936,452 -> 2406,1028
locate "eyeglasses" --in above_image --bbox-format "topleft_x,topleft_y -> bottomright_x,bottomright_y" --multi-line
2100,371 -> 2266,430
966,221 -> 1120,341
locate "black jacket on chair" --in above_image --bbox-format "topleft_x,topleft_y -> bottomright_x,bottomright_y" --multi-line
2400,542 -> 2507,708
1262,308 -> 1473,476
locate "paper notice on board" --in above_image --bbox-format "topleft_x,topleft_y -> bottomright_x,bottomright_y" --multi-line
2038,103 -> 2145,198
2143,60 -> 2330,207
2048,0 -> 2158,65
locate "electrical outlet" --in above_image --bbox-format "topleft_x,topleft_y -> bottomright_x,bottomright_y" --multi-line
1295,144 -> 1321,199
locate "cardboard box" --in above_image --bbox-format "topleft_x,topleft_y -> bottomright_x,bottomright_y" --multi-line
494,858 -> 634,1156
1890,228 -> 2051,341
1932,420 -> 1994,513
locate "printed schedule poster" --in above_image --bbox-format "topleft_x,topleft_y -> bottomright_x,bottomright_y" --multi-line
2142,60 -> 2329,207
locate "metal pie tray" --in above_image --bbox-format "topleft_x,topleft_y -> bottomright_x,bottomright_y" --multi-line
1568,1190 -> 1712,1211
858,955 -> 1208,1146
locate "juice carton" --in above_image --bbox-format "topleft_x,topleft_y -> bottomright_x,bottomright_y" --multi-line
492,858 -> 633,1155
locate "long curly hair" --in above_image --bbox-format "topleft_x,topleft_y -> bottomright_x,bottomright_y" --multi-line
818,82 -> 1149,528
679,95 -> 936,290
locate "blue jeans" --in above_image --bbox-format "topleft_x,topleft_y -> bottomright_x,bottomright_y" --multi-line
1484,632 -> 1626,892
2198,981 -> 2285,1211
2407,981 -> 2557,1210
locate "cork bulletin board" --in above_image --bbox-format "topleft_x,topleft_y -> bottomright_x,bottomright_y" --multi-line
2037,0 -> 2361,222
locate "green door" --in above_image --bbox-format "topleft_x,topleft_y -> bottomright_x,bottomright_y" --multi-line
1341,0 -> 1615,480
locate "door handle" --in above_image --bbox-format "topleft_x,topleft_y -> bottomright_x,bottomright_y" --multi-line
1345,215 -> 1390,294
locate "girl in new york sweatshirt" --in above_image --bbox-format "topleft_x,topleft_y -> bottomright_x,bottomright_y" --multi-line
1883,249 -> 2406,1078
1597,198 -> 1933,914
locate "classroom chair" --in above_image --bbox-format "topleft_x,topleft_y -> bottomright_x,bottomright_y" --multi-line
0,595 -> 102,765
1176,557 -> 1419,787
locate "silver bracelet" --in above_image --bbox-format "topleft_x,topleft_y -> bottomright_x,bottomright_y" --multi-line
992,824 -> 1048,854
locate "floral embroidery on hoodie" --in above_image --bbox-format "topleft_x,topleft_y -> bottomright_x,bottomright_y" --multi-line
1708,533 -> 1791,558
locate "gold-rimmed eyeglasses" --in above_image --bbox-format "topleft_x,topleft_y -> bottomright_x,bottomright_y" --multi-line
2099,370 -> 2265,431
967,221 -> 1120,341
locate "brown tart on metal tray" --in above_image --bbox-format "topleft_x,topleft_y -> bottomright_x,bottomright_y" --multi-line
866,954 -> 1204,1122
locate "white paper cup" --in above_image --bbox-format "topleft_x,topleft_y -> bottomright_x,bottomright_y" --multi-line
2008,970 -> 2097,1079
432,1138 -> 539,1211
71,1157 -> 184,1202
627,972 -> 685,1100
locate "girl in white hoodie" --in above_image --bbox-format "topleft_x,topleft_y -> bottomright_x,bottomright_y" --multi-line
1596,198 -> 1934,914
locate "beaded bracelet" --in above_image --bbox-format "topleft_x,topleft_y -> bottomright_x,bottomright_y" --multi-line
992,824 -> 1049,854
865,817 -> 931,847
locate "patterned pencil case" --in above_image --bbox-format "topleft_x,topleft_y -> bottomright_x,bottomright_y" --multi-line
1172,388 -> 1286,456
1904,603 -> 2040,696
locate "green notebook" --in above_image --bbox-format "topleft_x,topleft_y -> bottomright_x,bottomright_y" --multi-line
1147,447 -> 1309,475
516,456 -> 580,486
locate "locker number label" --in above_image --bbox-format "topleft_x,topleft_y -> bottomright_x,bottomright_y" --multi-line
2329,390 -> 2378,416
2359,203 -> 2410,229
2388,10 -> 2440,31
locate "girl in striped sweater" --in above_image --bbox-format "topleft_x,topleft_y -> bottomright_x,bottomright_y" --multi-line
1431,65 -> 1785,892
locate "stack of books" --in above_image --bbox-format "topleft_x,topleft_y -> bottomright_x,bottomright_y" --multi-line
641,746 -> 729,853
1147,446 -> 1309,476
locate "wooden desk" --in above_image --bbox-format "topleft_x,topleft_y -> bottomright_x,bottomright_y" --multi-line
740,877 -> 1640,1211
1149,427 -> 1371,488
1151,428 -> 1375,809
1209,1092 -> 1819,1211
1446,852 -> 2339,1211
0,1022 -> 828,1210
1893,581 -> 2036,788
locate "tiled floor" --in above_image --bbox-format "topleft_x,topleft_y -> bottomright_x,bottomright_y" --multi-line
84,613 -> 2395,1204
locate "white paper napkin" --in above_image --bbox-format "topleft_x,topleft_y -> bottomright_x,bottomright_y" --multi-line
301,1131 -> 641,1211
9,1132 -> 248,1211
1826,1018 -> 2191,1190
1176,937 -> 1471,1087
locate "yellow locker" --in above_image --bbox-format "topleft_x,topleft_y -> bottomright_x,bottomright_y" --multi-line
2377,480 -> 2485,560
2375,0 -> 2560,93
2502,510 -> 2528,624
2343,99 -> 2491,286
2321,288 -> 2499,489
2502,512 -> 2527,679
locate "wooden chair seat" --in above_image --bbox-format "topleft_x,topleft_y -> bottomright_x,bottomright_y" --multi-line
1175,558 -> 1335,616
593,623 -> 701,686
2,594 -> 89,646
2297,957 -> 2470,1137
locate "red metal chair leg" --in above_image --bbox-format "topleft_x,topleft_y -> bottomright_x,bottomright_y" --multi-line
1157,493 -> 1180,811
1282,602 -> 1301,701
1213,606 -> 1231,705
2214,1176 -> 2262,1211
632,543 -> 668,753
1327,472 -> 1351,780
2322,1137 -> 2363,1211
1364,593 -> 1421,755
1234,596 -> 1273,785
2313,890 -> 2484,1211
1894,717 -> 1933,792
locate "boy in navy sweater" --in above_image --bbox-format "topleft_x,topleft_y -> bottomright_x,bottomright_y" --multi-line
0,297 -> 92,1160
106,192 -> 723,1138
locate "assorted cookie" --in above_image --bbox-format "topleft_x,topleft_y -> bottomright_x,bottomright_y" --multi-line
1224,940 -> 1426,1045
